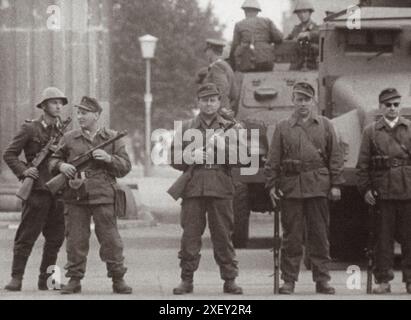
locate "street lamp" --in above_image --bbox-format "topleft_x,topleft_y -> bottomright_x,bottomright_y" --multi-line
139,34 -> 158,177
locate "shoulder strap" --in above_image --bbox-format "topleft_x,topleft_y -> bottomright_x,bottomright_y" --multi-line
298,118 -> 328,166
387,127 -> 411,158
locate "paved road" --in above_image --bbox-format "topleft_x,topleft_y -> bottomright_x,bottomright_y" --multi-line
0,220 -> 409,300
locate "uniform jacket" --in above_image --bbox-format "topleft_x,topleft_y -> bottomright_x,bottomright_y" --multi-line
264,112 -> 345,199
203,59 -> 238,111
49,127 -> 131,205
3,115 -> 64,191
286,20 -> 319,42
229,16 -> 283,70
170,114 -> 242,199
357,116 -> 411,200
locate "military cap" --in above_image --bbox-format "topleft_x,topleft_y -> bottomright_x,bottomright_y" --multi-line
75,96 -> 102,113
197,83 -> 220,98
241,0 -> 261,11
205,39 -> 226,52
294,0 -> 315,13
379,88 -> 402,103
36,87 -> 68,109
293,82 -> 315,98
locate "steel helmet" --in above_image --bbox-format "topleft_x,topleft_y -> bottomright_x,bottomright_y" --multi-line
36,87 -> 68,109
241,0 -> 261,12
293,0 -> 315,13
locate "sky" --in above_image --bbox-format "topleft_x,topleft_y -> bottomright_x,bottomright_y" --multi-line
197,0 -> 291,40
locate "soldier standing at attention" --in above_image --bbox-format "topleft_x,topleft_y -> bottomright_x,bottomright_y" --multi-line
49,96 -> 132,295
171,83 -> 243,295
264,82 -> 345,295
357,88 -> 411,295
229,0 -> 283,72
3,87 -> 68,292
203,39 -> 238,115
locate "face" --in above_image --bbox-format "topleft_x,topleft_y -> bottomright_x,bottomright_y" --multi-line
198,95 -> 221,117
296,10 -> 312,23
42,99 -> 64,118
76,108 -> 100,129
293,92 -> 315,118
380,97 -> 401,121
205,48 -> 214,64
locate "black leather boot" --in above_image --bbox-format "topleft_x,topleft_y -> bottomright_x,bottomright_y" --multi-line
316,281 -> 336,295
61,278 -> 81,295
223,280 -> 243,295
4,278 -> 22,292
279,281 -> 295,295
5,255 -> 29,292
113,278 -> 133,294
173,280 -> 194,295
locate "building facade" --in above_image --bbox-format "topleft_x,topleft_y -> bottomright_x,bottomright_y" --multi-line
0,0 -> 112,211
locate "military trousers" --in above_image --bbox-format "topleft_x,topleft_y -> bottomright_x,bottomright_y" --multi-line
280,197 -> 331,283
12,190 -> 65,280
178,197 -> 239,281
374,200 -> 411,284
64,204 -> 127,280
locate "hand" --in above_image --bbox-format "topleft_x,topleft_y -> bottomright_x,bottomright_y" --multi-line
92,149 -> 112,163
190,149 -> 207,164
329,187 -> 341,202
23,167 -> 39,180
297,32 -> 311,40
59,163 -> 77,179
364,190 -> 377,206
270,187 -> 283,207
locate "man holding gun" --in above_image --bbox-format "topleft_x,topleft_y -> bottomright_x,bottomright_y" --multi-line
357,88 -> 411,294
3,87 -> 68,292
49,96 -> 132,295
170,83 -> 243,295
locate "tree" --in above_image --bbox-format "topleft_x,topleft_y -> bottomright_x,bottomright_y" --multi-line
111,0 -> 224,133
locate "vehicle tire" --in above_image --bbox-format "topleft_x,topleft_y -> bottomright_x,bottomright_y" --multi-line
232,182 -> 251,249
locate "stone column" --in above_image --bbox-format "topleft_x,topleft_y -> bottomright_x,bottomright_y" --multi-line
0,0 -> 112,211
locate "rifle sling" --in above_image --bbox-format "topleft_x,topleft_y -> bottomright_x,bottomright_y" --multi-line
298,121 -> 328,167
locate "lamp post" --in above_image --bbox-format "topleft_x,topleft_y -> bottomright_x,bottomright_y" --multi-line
139,34 -> 158,177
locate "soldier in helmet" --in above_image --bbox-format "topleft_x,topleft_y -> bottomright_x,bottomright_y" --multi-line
264,82 -> 345,295
286,0 -> 319,42
286,0 -> 319,70
49,96 -> 133,295
3,87 -> 69,292
202,39 -> 239,115
229,0 -> 283,72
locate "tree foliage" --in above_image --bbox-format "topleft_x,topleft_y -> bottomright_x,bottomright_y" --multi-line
111,0 -> 224,132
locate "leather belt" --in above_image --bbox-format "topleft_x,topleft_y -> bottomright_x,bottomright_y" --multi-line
196,164 -> 225,170
390,158 -> 411,168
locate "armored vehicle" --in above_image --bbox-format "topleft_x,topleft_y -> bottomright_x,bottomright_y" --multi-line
232,0 -> 411,261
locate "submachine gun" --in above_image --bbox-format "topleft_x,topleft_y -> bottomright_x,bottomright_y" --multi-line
16,117 -> 72,201
45,130 -> 128,195
270,190 -> 282,295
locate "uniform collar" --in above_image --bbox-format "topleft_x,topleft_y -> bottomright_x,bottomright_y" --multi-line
191,113 -> 228,129
74,127 -> 110,140
37,115 -> 62,129
209,58 -> 223,68
375,116 -> 409,130
289,111 -> 320,127
300,19 -> 315,30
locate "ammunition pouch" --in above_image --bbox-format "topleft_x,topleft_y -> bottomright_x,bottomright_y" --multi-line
372,156 -> 411,170
282,160 -> 302,175
371,155 -> 391,170
282,160 -> 325,176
